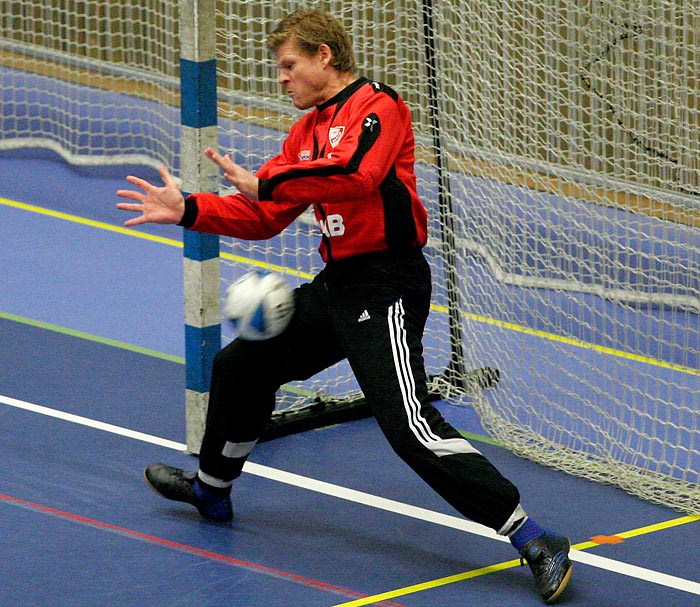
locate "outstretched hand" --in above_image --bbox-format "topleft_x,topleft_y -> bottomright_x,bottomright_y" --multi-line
116,150 -> 258,228
116,165 -> 186,227
205,148 -> 259,201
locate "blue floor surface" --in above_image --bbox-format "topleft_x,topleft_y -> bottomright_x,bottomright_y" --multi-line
1,154 -> 699,606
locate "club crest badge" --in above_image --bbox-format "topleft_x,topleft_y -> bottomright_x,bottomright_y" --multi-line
328,126 -> 345,148
298,149 -> 311,161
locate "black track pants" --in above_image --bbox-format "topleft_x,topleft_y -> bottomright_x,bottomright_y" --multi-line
198,250 -> 522,533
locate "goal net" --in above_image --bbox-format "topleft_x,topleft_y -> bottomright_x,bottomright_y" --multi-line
1,0 -> 698,514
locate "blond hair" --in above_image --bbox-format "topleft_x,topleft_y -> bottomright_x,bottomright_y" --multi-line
267,9 -> 357,73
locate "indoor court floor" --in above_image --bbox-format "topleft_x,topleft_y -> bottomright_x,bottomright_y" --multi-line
1,152 -> 699,606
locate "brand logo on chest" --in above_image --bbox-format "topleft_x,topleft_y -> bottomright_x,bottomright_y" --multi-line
328,126 -> 346,148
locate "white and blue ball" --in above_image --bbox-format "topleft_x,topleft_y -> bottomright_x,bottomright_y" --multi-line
223,270 -> 294,341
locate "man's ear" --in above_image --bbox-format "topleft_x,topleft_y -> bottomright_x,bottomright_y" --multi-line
317,43 -> 333,67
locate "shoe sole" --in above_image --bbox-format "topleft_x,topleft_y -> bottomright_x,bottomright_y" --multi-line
545,562 -> 573,603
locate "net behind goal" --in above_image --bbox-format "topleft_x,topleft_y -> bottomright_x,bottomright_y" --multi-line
1,0 -> 698,514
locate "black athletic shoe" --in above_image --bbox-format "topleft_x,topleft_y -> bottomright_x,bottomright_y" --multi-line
519,532 -> 573,603
144,463 -> 233,522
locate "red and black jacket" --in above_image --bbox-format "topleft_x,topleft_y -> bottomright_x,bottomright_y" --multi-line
182,77 -> 428,263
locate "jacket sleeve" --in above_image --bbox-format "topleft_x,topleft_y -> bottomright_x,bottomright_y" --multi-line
258,89 -> 411,205
184,190 -> 308,240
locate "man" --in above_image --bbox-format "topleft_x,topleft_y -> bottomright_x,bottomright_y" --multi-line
117,9 -> 572,603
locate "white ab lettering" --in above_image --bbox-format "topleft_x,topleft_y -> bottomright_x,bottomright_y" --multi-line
319,213 -> 345,237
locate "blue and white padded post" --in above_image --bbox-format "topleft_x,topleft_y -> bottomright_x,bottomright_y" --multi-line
180,0 -> 220,454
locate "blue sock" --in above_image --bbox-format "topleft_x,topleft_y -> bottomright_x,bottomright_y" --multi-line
193,477 -> 230,503
509,518 -> 546,550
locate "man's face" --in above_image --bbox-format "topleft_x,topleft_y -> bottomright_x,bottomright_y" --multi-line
274,39 -> 331,110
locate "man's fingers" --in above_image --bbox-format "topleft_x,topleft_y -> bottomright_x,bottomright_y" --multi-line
116,202 -> 143,213
116,202 -> 147,226
159,165 -> 178,188
123,215 -> 148,227
116,189 -> 143,202
209,153 -> 226,168
125,175 -> 153,191
205,147 -> 221,163
206,148 -> 236,171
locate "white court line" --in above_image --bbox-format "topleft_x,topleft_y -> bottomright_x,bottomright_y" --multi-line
0,394 -> 187,451
2,393 -> 699,596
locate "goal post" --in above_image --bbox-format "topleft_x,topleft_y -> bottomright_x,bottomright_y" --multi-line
179,0 -> 221,454
0,0 -> 698,514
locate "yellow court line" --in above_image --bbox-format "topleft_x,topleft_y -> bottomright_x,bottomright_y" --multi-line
328,514 -> 700,607
3,383 -> 698,603
573,514 -> 700,550
3,196 -> 693,374
456,308 -> 700,377
329,559 -> 522,607
0,196 -> 183,248
0,196 -> 313,278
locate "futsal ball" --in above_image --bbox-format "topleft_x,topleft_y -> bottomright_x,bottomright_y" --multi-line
223,270 -> 294,341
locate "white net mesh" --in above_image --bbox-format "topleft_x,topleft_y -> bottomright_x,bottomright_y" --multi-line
0,1 -> 179,168
1,0 -> 698,512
